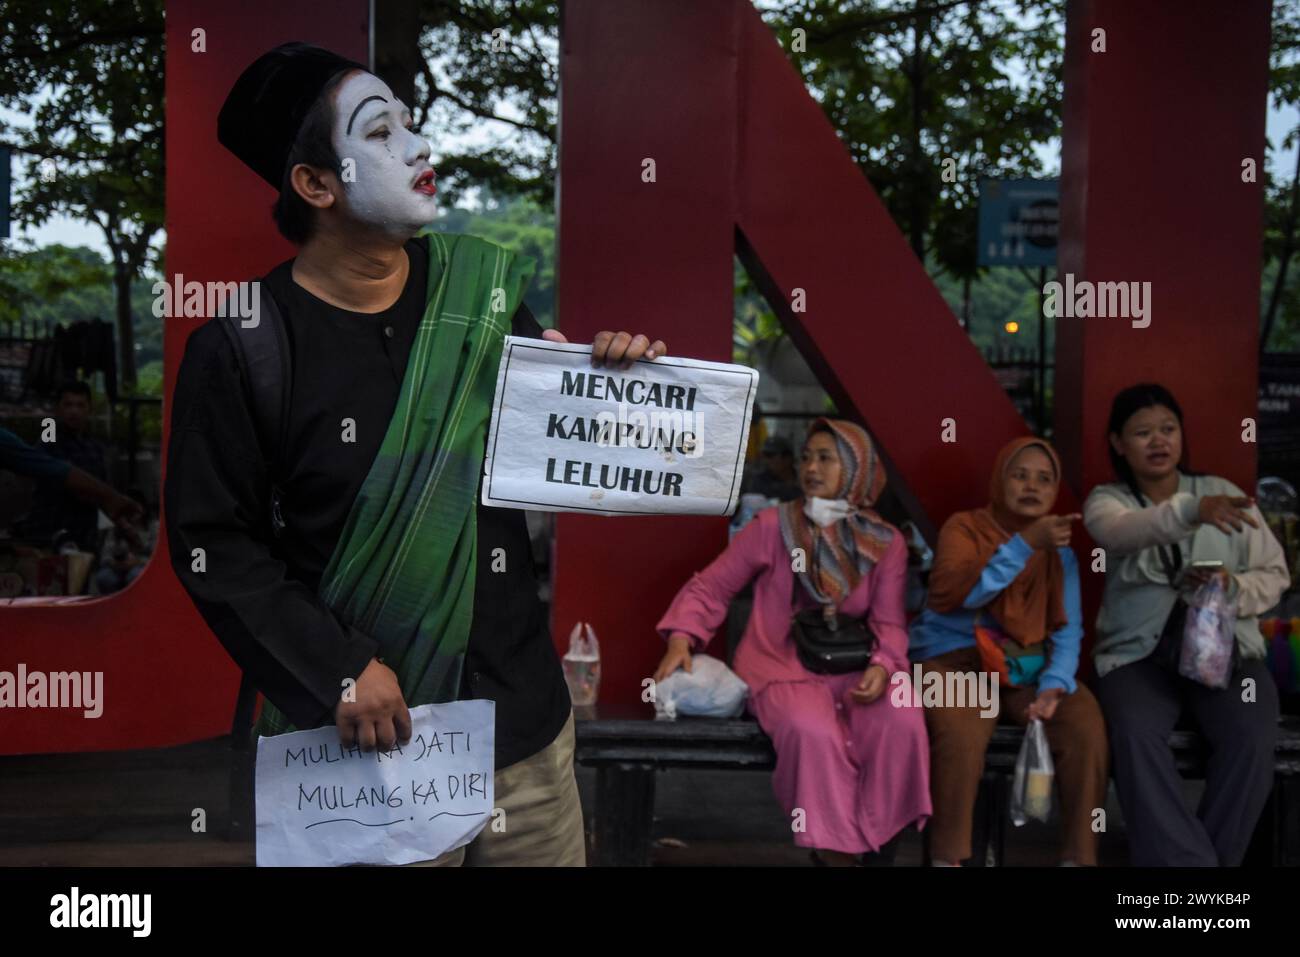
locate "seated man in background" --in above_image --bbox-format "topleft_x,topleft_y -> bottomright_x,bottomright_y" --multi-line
0,425 -> 142,596
742,435 -> 802,502
0,426 -> 139,536
15,380 -> 111,551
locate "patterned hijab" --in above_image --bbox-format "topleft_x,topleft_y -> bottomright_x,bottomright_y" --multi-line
778,418 -> 896,609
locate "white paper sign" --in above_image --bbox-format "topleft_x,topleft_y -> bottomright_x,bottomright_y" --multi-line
255,700 -> 495,867
483,337 -> 759,515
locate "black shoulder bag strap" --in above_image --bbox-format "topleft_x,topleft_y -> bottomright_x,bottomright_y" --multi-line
1126,476 -> 1191,586
215,280 -> 293,540
1129,476 -> 1193,666
214,281 -> 293,760
789,559 -> 834,622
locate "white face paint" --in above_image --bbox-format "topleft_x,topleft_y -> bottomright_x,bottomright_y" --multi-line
329,71 -> 438,239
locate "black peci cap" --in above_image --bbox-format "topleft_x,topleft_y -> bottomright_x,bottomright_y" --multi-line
217,41 -> 367,190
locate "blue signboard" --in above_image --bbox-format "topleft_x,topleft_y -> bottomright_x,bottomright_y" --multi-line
977,178 -> 1058,267
0,146 -> 9,239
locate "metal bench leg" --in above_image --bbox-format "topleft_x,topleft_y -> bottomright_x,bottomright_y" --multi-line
1280,776 -> 1300,867
1243,780 -> 1277,867
1246,774 -> 1298,868
593,763 -> 656,866
227,674 -> 258,843
229,744 -> 255,843
969,773 -> 993,866
988,773 -> 1007,867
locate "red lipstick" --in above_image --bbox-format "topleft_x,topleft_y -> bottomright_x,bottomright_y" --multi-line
413,169 -> 436,195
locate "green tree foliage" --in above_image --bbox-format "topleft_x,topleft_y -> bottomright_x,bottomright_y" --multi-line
415,0 -> 558,209
412,0 -> 1065,366
0,0 -> 164,393
757,0 -> 1062,278
0,242 -> 165,393
0,242 -> 109,328
438,191 -> 556,327
1264,0 -> 1300,353
413,1 -> 1060,281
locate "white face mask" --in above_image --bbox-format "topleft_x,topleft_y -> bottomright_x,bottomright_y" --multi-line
803,495 -> 854,528
329,72 -> 438,240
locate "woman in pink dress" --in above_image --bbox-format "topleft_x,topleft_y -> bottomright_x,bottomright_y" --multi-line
654,418 -> 931,865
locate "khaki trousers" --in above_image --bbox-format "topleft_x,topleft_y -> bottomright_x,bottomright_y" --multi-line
921,647 -> 1109,865
406,709 -> 586,867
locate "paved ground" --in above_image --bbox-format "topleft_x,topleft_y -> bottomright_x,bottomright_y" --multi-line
0,735 -> 1148,866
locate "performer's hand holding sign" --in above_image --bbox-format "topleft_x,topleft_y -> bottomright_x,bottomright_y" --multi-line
540,328 -> 668,367
337,328 -> 669,753
336,657 -> 412,751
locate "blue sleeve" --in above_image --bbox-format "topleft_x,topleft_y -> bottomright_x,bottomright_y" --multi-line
0,428 -> 73,483
961,534 -> 1035,608
1038,548 -> 1082,694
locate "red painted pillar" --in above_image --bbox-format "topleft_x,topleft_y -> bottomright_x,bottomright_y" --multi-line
1056,0 -> 1271,638
553,1 -> 739,707
553,0 -> 1049,707
0,0 -> 369,755
1056,0 -> 1271,495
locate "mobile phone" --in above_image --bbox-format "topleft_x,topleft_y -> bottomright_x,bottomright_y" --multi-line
1191,560 -> 1224,569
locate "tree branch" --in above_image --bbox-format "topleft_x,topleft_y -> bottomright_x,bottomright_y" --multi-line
1263,143 -> 1300,350
806,0 -> 983,43
422,62 -> 554,141
4,26 -> 163,62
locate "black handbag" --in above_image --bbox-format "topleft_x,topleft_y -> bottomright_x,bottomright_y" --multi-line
789,573 -> 878,674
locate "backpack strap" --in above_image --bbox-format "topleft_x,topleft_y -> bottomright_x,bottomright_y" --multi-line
215,280 -> 292,539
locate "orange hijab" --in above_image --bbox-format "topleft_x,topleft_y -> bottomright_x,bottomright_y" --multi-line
925,437 -> 1067,646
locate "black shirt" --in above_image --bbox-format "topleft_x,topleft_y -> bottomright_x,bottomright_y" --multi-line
164,235 -> 571,769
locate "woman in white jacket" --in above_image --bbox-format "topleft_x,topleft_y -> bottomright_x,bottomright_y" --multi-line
1084,383 -> 1289,866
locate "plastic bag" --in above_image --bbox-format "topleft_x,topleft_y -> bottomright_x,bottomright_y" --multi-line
1180,575 -> 1237,689
562,621 -> 601,706
653,654 -> 749,720
1010,718 -> 1054,826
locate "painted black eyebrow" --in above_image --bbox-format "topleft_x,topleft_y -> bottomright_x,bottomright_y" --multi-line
346,95 -> 387,136
346,97 -> 415,136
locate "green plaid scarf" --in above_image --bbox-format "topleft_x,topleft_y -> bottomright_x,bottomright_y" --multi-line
254,231 -> 536,737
